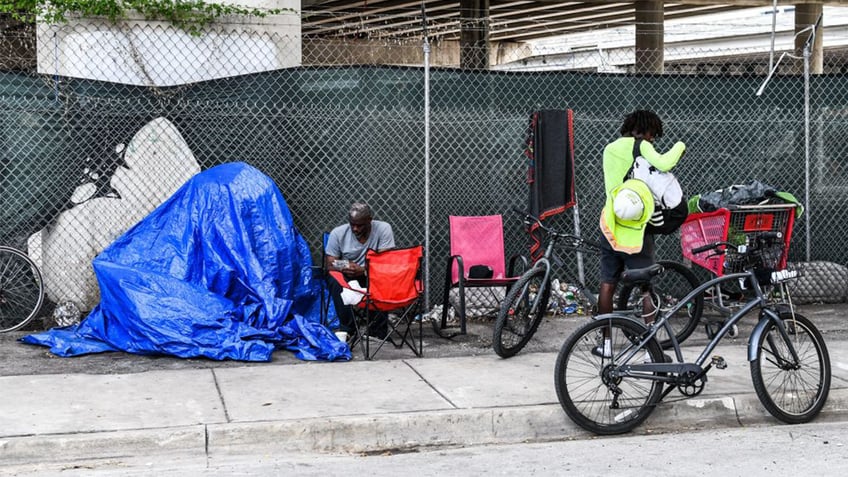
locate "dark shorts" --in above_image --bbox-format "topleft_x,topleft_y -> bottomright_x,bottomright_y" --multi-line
599,233 -> 656,284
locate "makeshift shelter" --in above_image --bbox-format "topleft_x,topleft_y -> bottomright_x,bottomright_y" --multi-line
23,162 -> 349,362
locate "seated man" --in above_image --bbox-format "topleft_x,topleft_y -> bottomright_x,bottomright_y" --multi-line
325,202 -> 396,343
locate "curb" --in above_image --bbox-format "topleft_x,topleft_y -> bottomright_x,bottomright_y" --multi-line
647,388 -> 848,430
210,388 -> 848,455
3,389 -> 847,465
207,405 -> 581,455
0,426 -> 206,464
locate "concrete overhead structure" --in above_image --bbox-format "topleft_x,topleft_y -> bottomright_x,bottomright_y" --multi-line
301,1 -> 838,72
795,1 -> 824,72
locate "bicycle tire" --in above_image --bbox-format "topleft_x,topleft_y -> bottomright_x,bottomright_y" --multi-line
492,267 -> 550,359
750,312 -> 831,424
616,260 -> 703,349
0,246 -> 45,333
554,316 -> 664,435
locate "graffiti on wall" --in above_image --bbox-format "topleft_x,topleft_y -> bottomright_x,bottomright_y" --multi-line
27,117 -> 201,310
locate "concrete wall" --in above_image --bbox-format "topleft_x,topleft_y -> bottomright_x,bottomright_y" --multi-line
35,0 -> 301,86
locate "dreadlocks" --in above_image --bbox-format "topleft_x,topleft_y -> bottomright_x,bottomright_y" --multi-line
619,110 -> 664,138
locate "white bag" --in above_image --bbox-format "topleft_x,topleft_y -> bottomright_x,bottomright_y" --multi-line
630,155 -> 683,209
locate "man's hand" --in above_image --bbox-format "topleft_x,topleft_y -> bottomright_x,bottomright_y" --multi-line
342,261 -> 365,278
327,255 -> 365,277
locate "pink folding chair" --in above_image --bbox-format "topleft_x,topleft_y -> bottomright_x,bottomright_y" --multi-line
437,215 -> 526,337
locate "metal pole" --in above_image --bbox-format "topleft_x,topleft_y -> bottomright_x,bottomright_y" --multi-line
422,4 -> 432,309
801,14 -> 820,262
757,14 -> 819,262
803,42 -> 811,262
769,0 -> 778,71
572,204 -> 585,286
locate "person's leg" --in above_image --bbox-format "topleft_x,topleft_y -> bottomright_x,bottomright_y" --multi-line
369,312 -> 388,339
598,236 -> 624,315
640,284 -> 657,324
355,276 -> 388,339
598,282 -> 617,315
595,236 -> 625,357
327,276 -> 356,336
620,234 -> 668,362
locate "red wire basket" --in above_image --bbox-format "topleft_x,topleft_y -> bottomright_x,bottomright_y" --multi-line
681,203 -> 798,277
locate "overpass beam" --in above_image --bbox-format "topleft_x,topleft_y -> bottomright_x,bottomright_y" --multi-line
635,0 -> 664,74
460,0 -> 489,70
795,2 -> 823,74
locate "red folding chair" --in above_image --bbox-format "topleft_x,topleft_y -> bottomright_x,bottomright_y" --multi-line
329,245 -> 424,360
437,215 -> 526,338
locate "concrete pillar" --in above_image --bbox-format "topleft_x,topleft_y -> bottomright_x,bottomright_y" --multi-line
460,0 -> 489,70
795,2 -> 823,74
634,0 -> 664,74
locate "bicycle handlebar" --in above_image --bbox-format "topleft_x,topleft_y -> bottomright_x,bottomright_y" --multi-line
512,207 -> 568,237
691,231 -> 783,255
512,207 -> 536,222
757,231 -> 783,241
692,242 -> 724,255
510,208 -> 600,252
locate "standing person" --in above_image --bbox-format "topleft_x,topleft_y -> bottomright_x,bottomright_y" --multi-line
325,202 -> 396,343
595,110 -> 686,357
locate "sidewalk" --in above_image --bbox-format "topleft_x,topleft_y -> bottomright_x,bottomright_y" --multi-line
2,329 -> 848,465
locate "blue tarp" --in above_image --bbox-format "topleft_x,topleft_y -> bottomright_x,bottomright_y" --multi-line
22,162 -> 350,362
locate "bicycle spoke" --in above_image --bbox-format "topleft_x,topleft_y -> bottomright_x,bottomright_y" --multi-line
0,248 -> 44,332
752,315 -> 829,422
761,346 -> 818,412
494,268 -> 548,358
556,319 -> 662,432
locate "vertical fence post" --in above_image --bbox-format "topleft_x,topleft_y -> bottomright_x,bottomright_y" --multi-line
572,203 -> 586,286
803,40 -> 812,262
801,13 -> 820,262
422,4 -> 432,310
769,0 -> 778,72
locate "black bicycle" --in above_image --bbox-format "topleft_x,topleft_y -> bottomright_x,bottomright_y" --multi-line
492,210 -> 703,358
555,231 -> 830,434
0,245 -> 45,332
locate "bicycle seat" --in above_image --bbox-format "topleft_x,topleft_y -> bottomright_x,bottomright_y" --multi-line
620,264 -> 664,284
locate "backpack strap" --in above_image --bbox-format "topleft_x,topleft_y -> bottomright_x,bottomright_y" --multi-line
624,138 -> 642,181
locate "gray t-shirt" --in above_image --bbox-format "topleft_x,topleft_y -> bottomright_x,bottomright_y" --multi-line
326,220 -> 395,266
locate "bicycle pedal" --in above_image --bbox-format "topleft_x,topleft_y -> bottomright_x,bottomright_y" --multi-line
711,355 -> 727,370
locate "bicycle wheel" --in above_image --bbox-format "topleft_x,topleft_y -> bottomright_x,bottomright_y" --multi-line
493,268 -> 550,359
750,312 -> 830,424
0,246 -> 45,333
616,260 -> 703,349
554,316 -> 664,435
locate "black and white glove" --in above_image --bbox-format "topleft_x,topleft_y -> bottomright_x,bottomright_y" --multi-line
649,209 -> 665,228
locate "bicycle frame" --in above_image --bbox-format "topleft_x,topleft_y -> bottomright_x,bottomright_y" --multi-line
513,210 -> 691,324
602,268 -> 801,382
528,231 -> 600,314
497,211 -> 702,360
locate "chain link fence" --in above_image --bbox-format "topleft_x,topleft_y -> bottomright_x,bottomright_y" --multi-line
2,10 -> 848,323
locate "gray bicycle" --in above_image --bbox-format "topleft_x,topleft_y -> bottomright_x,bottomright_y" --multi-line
554,231 -> 831,434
